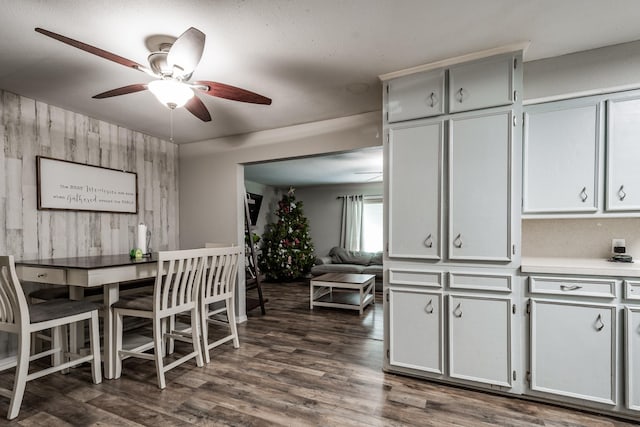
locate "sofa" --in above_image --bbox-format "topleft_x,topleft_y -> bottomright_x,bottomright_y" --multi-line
311,246 -> 383,290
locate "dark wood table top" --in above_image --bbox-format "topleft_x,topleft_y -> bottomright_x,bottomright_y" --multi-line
16,254 -> 158,269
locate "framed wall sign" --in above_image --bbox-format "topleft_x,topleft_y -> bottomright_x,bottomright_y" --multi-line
36,156 -> 138,213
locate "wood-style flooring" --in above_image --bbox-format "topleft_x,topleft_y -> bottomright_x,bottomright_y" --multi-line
0,281 -> 637,426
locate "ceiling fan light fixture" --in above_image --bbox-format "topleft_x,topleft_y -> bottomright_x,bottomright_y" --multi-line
148,79 -> 194,109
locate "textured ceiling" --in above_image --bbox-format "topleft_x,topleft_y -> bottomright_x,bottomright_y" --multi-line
1,1 -> 640,144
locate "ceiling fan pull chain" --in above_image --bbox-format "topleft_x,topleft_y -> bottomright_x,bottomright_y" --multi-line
170,108 -> 174,143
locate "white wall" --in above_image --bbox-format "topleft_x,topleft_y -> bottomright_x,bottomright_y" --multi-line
0,90 -> 179,259
522,40 -> 640,258
179,111 -> 381,249
524,39 -> 640,102
295,182 -> 383,257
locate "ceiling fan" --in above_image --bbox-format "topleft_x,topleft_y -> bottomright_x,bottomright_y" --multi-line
34,27 -> 272,122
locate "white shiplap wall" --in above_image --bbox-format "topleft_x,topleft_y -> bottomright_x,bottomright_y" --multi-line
0,90 -> 179,260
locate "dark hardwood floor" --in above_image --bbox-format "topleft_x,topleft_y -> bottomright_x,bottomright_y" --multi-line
0,281 -> 637,426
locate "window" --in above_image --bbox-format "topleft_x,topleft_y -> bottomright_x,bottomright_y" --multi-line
362,198 -> 383,252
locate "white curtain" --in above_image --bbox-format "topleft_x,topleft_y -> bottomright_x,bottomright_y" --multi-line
340,195 -> 364,252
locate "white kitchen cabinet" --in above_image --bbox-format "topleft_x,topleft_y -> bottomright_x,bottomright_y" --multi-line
448,54 -> 515,113
448,294 -> 512,388
626,306 -> 640,411
387,69 -> 446,123
530,299 -> 616,405
388,121 -> 442,259
523,102 -> 600,213
606,96 -> 640,211
389,288 -> 443,374
449,110 -> 512,261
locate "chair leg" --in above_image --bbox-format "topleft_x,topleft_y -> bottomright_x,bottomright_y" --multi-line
153,317 -> 166,389
52,326 -> 65,368
8,333 -> 30,420
228,297 -> 240,349
200,303 -> 210,364
191,307 -> 204,368
114,311 -> 124,379
88,313 -> 102,384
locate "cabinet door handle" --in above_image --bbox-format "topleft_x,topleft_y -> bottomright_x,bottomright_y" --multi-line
453,302 -> 463,318
579,187 -> 588,202
456,88 -> 466,103
37,273 -> 47,278
423,234 -> 433,248
594,314 -> 605,332
453,234 -> 463,248
618,185 -> 627,201
560,284 -> 582,291
424,299 -> 434,314
428,92 -> 438,108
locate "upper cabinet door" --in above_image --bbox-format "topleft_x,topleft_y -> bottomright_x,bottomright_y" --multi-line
523,102 -> 600,213
607,97 -> 640,211
449,55 -> 514,113
449,111 -> 512,261
388,120 -> 442,259
387,69 -> 446,123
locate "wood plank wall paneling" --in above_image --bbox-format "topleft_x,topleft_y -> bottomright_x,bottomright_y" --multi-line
0,89 -> 180,259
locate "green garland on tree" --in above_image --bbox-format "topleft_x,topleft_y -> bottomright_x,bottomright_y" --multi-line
258,188 -> 315,280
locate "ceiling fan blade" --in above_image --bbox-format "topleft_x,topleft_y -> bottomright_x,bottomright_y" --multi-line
35,28 -> 151,74
92,84 -> 148,99
194,81 -> 272,105
184,96 -> 212,122
167,27 -> 205,77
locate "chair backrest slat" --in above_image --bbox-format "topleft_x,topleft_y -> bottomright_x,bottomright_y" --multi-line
202,246 -> 241,302
0,256 -> 30,328
155,249 -> 207,312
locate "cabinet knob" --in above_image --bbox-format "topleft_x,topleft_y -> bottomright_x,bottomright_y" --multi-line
453,234 -> 463,248
579,187 -> 588,203
453,302 -> 463,318
423,234 -> 433,249
594,314 -> 605,332
424,299 -> 434,314
618,185 -> 627,201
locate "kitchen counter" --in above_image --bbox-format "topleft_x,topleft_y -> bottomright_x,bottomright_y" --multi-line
522,256 -> 640,277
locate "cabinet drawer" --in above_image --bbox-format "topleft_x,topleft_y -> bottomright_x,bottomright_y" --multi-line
625,280 -> 640,300
387,69 -> 445,122
529,276 -> 616,298
17,266 -> 67,285
449,272 -> 512,292
388,269 -> 443,288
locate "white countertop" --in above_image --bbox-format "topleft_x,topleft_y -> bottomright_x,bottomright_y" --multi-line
522,256 -> 640,277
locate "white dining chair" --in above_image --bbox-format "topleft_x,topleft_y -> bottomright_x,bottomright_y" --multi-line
113,248 -> 205,389
200,246 -> 241,363
0,256 -> 102,420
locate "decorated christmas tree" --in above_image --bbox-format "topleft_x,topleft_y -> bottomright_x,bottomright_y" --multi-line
258,188 -> 315,280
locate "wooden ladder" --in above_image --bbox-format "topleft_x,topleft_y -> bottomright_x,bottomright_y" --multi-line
244,192 -> 266,314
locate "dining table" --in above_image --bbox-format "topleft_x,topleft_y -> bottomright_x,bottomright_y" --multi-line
15,254 -> 159,379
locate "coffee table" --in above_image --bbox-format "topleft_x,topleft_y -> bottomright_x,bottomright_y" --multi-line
310,273 -> 376,314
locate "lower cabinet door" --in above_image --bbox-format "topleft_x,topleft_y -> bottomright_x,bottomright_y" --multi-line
626,306 -> 640,411
389,288 -> 443,374
530,300 -> 616,405
448,294 -> 512,387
